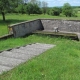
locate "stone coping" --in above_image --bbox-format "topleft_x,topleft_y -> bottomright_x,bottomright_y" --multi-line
9,19 -> 80,27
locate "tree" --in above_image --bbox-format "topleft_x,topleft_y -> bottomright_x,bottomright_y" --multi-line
26,3 -> 41,15
46,8 -> 51,15
62,3 -> 72,17
0,0 -> 9,21
15,3 -> 26,14
32,4 -> 42,14
26,3 -> 33,15
28,0 -> 41,7
29,0 -> 37,4
72,10 -> 77,17
51,7 -> 62,16
41,1 -> 48,14
23,0 -> 29,3
0,0 -> 23,21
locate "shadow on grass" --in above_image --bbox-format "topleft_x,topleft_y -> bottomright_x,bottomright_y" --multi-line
30,14 -> 41,16
0,19 -> 27,26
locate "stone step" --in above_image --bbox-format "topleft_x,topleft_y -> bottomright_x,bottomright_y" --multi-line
0,65 -> 12,74
10,48 -> 46,54
24,43 -> 54,49
0,56 -> 24,67
0,51 -> 38,60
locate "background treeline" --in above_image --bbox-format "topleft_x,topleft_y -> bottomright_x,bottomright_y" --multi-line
0,0 -> 80,21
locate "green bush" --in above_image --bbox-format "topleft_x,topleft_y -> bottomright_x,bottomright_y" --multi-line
52,7 -> 61,16
26,3 -> 42,15
71,10 -> 77,17
62,3 -> 77,17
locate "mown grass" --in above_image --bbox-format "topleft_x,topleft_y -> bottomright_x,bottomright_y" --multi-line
0,13 -> 80,36
0,34 -> 80,80
0,13 -> 80,80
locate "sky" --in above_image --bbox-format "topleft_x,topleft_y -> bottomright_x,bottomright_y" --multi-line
40,0 -> 80,7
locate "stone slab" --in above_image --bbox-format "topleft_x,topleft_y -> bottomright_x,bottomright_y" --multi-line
0,43 -> 55,74
0,51 -> 31,60
0,50 -> 41,60
0,65 -> 12,74
11,48 -> 46,54
0,56 -> 24,67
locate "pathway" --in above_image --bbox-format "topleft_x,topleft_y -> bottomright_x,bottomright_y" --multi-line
0,43 -> 55,74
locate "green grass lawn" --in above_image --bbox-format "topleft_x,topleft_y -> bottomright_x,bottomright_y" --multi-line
0,13 -> 80,80
0,13 -> 80,36
0,35 -> 80,80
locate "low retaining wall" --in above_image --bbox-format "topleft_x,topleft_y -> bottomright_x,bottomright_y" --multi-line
9,19 -> 43,37
9,19 -> 80,39
0,34 -> 13,40
41,19 -> 80,33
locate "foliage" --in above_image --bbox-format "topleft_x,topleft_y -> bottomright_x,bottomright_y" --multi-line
48,9 -> 53,15
29,0 -> 38,4
0,0 -> 23,21
51,7 -> 62,16
0,35 -> 80,80
0,13 -> 80,36
26,3 -> 42,15
41,1 -> 48,14
26,3 -> 33,15
15,3 -> 27,14
46,8 -> 51,15
72,10 -> 78,17
33,4 -> 42,14
62,3 -> 73,17
0,0 -> 9,21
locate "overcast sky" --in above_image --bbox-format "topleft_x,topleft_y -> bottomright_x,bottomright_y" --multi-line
40,0 -> 80,7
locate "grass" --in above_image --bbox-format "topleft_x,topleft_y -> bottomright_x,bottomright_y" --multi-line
0,13 -> 80,80
0,35 -> 80,80
0,21 -> 9,36
0,13 -> 80,36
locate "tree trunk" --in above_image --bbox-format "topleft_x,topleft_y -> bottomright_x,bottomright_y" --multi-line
2,12 -> 5,21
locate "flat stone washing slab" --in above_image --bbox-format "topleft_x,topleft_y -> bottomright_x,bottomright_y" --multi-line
0,43 -> 55,74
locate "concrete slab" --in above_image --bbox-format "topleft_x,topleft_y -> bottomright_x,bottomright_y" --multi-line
0,56 -> 24,67
0,51 -> 31,60
0,50 -> 41,60
24,43 -> 54,49
11,48 -> 46,54
0,65 -> 12,74
0,43 -> 55,74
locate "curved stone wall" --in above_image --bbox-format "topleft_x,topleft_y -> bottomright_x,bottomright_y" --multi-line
9,19 -> 80,38
41,19 -> 80,33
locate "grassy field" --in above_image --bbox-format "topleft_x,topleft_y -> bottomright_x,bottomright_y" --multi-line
0,35 -> 80,80
0,13 -> 80,36
0,13 -> 80,80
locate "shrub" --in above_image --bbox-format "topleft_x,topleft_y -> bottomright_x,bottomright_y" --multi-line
51,7 -> 61,16
62,3 -> 73,17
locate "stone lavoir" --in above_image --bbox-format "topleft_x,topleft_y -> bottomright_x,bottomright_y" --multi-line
8,19 -> 80,40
